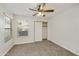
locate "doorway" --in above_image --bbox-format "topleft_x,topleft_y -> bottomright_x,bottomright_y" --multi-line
34,21 -> 48,42
42,22 -> 48,40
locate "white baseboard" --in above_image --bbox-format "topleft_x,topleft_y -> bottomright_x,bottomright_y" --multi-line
15,40 -> 34,45
2,39 -> 78,56
1,39 -> 14,56
2,40 -> 34,55
49,39 -> 79,56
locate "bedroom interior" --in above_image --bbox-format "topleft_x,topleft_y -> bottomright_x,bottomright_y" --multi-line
0,3 -> 79,56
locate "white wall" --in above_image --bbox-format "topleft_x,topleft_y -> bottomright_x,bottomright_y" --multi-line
13,15 -> 35,44
48,5 -> 79,55
0,4 -> 14,56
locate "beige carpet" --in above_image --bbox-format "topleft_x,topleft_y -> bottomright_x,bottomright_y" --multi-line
5,40 -> 77,56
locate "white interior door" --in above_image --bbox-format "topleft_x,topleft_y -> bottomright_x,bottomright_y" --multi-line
34,21 -> 42,41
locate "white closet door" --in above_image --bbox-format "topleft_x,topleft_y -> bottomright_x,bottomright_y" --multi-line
34,21 -> 42,41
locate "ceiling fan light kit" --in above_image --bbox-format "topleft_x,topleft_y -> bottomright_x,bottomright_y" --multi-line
37,12 -> 43,16
29,3 -> 54,17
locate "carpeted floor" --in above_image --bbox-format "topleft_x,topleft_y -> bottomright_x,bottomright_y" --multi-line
5,40 -> 77,56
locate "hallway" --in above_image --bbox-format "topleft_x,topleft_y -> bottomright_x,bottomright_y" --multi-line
5,40 -> 76,56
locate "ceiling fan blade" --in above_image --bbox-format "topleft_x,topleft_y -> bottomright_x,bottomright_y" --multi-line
39,3 -> 46,10
33,13 -> 38,16
29,8 -> 37,11
37,4 -> 41,11
43,10 -> 54,12
42,3 -> 46,8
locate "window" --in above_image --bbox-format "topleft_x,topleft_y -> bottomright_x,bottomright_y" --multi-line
4,15 -> 11,42
17,20 -> 29,36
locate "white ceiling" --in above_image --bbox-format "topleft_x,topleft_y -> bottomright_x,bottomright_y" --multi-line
3,3 -> 37,16
2,3 -> 77,17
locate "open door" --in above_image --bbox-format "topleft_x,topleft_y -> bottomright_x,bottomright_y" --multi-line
42,22 -> 48,40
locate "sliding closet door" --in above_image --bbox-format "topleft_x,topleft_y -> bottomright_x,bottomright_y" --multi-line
34,21 -> 42,41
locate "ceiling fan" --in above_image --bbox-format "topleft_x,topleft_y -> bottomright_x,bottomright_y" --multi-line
29,3 -> 54,17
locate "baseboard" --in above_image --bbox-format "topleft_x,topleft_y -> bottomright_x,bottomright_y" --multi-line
2,39 -> 78,56
2,40 -> 40,55
49,39 -> 79,56
15,40 -> 34,45
2,39 -> 14,56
